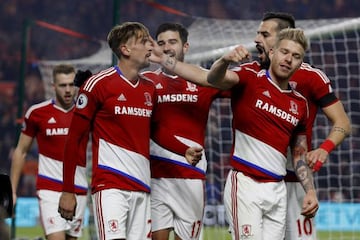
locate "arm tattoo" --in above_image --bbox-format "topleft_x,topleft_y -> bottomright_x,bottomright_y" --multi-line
292,134 -> 315,192
292,135 -> 307,157
332,126 -> 348,137
295,159 -> 315,193
164,56 -> 177,71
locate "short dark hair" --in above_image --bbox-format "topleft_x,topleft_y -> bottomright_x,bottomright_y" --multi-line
262,12 -> 296,30
53,64 -> 75,82
155,22 -> 188,44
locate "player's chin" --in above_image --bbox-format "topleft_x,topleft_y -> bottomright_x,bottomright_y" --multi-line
63,98 -> 73,105
258,52 -> 265,61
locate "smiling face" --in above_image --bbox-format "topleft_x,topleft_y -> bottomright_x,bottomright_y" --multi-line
156,30 -> 189,62
269,39 -> 305,86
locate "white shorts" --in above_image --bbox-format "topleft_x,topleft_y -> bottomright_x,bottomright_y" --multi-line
151,178 -> 205,240
224,170 -> 287,240
92,189 -> 151,240
37,189 -> 87,237
285,182 -> 317,240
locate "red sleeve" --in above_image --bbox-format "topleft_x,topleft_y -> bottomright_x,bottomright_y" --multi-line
154,134 -> 189,156
62,113 -> 91,193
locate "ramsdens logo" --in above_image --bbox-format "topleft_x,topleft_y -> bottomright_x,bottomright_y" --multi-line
114,106 -> 152,117
46,128 -> 69,136
255,99 -> 299,126
158,94 -> 198,103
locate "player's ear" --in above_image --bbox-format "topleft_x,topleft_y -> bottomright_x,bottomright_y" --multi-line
268,47 -> 275,59
183,42 -> 190,54
120,45 -> 131,56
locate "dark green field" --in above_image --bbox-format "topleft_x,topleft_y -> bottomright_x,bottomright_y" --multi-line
12,226 -> 360,240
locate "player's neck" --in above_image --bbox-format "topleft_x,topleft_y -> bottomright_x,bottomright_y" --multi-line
117,62 -> 140,83
267,70 -> 289,90
54,99 -> 74,111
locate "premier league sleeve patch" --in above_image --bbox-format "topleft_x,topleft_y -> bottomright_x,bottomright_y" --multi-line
76,93 -> 88,109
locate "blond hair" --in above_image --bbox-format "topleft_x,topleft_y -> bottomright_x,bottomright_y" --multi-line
275,28 -> 308,52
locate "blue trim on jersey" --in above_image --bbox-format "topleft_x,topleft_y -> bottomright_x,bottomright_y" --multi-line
114,65 -> 123,77
98,165 -> 151,192
38,174 -> 62,184
232,155 -> 284,181
150,155 -> 206,175
266,70 -> 291,90
38,174 -> 88,191
265,70 -> 272,80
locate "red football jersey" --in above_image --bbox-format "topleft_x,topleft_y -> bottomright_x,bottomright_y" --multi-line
230,66 -> 309,182
23,99 -> 88,194
63,66 -> 156,193
285,63 -> 339,180
290,63 -> 339,148
143,69 -> 227,179
241,61 -> 338,149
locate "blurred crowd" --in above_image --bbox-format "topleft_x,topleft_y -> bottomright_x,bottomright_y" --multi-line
0,0 -> 359,200
1,0 -> 359,81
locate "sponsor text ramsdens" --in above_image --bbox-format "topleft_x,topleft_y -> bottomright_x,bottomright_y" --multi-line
255,99 -> 299,126
158,94 -> 198,103
114,106 -> 152,117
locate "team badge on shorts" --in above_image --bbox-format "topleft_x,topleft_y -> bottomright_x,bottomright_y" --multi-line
241,224 -> 252,238
108,219 -> 119,232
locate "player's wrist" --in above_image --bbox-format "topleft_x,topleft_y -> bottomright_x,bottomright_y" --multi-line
162,55 -> 177,71
319,139 -> 336,153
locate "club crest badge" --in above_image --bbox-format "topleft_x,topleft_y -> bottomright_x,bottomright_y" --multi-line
241,224 -> 252,237
289,100 -> 299,115
144,92 -> 152,106
186,82 -> 198,92
108,219 -> 119,232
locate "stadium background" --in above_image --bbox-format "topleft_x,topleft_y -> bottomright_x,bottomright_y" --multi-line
0,0 -> 359,239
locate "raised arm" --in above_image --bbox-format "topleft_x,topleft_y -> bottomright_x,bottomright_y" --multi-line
150,43 -> 211,87
291,134 -> 319,218
307,101 -> 351,171
150,43 -> 249,89
207,45 -> 250,90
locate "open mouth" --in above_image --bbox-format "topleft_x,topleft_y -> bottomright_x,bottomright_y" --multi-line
64,95 -> 72,101
256,44 -> 265,54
